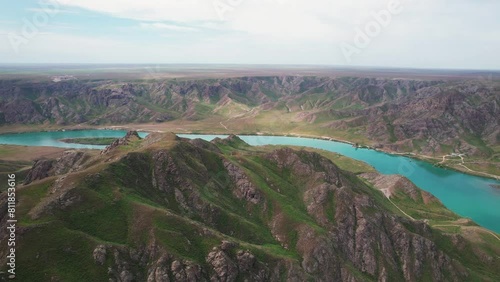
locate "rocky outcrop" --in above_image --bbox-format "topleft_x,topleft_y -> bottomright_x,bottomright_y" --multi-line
211,135 -> 248,148
24,150 -> 89,184
188,138 -> 222,154
223,160 -> 262,204
23,159 -> 55,184
101,130 -> 141,155
360,172 -> 440,204
93,244 -> 107,265
90,240 -> 273,282
206,247 -> 239,281
52,150 -> 89,175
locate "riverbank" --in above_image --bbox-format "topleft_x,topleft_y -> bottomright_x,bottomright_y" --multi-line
406,153 -> 500,181
1,124 -> 499,180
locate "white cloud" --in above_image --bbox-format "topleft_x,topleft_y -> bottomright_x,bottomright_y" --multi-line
53,0 -> 395,40
26,7 -> 79,14
2,0 -> 498,68
139,22 -> 197,32
54,0 -> 216,22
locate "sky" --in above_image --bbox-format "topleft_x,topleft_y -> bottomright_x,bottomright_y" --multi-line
0,0 -> 499,69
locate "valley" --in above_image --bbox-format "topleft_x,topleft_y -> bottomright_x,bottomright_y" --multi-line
1,69 -> 499,281
0,74 -> 499,177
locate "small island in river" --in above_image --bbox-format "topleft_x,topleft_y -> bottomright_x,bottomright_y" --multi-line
59,137 -> 117,146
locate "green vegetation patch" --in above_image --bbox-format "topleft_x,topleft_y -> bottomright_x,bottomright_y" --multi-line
153,214 -> 220,264
15,221 -> 109,282
59,137 -> 118,145
57,188 -> 130,244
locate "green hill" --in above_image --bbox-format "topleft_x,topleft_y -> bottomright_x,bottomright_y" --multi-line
1,132 -> 499,281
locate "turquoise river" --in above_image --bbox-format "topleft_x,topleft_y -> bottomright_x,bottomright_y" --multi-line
0,130 -> 499,233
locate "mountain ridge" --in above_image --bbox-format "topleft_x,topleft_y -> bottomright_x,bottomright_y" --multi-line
1,132 -> 499,281
0,76 -> 498,159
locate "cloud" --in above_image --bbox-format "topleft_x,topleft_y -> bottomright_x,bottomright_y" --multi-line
54,0 -> 478,43
2,0 -> 499,68
53,0 -> 384,40
26,7 -> 79,14
139,22 -> 197,32
53,0 -> 217,22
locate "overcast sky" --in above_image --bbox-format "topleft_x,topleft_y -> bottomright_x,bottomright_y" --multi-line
0,0 -> 499,69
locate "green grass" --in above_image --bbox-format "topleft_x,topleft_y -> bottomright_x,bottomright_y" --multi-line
59,137 -> 118,145
192,103 -> 217,120
300,148 -> 375,174
463,134 -> 494,156
135,95 -> 180,117
389,190 -> 459,221
15,221 -> 109,282
153,214 -> 221,264
235,156 -> 330,240
57,188 -> 130,244
17,181 -> 54,224
0,160 -> 32,190
383,116 -> 397,143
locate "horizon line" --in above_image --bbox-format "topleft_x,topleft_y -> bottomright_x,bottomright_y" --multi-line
0,63 -> 499,73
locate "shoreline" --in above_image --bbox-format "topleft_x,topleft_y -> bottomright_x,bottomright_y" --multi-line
1,125 -> 499,180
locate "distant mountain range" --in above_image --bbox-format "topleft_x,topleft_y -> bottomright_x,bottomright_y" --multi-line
0,76 -> 498,158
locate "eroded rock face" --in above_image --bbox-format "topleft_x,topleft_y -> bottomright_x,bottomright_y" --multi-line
53,151 -> 89,175
151,150 -> 179,193
93,245 -> 107,265
101,130 -> 141,155
206,247 -> 238,281
236,250 -> 255,272
24,150 -> 89,184
24,159 -> 55,184
223,160 -> 262,204
333,199 -> 461,281
262,148 -> 468,282
99,241 -> 274,282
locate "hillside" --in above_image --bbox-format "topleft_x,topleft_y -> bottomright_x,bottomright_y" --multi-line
1,132 -> 499,281
0,77 -> 498,158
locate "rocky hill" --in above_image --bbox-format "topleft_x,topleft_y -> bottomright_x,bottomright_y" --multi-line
0,76 -> 498,158
1,133 -> 499,281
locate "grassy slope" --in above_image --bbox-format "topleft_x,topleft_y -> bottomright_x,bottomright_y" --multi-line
3,136 -> 500,281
